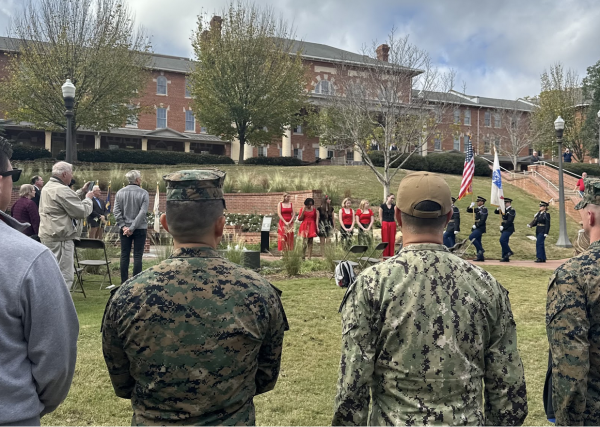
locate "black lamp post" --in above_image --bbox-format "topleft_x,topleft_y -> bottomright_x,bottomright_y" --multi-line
554,115 -> 572,248
62,79 -> 76,163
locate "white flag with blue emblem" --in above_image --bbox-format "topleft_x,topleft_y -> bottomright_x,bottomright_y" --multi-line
490,148 -> 505,213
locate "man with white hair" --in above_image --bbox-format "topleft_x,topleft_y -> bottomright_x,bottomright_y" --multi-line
88,185 -> 107,239
39,161 -> 93,290
114,170 -> 149,283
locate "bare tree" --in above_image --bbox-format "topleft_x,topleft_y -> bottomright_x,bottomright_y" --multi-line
493,102 -> 540,171
308,30 -> 455,199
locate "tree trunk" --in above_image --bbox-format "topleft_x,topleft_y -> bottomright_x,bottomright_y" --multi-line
238,134 -> 245,165
512,155 -> 517,172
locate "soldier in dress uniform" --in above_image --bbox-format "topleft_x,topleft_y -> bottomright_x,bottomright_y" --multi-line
467,196 -> 488,261
102,169 -> 288,426
546,178 -> 600,425
494,197 -> 516,262
443,196 -> 460,248
333,171 -> 528,426
528,201 -> 550,262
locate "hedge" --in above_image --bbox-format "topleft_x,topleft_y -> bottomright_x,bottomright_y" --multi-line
57,149 -> 234,165
547,162 -> 600,177
243,156 -> 304,166
10,144 -> 52,160
367,151 -> 491,177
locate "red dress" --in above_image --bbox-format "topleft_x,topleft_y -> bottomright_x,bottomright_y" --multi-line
298,208 -> 317,238
278,203 -> 294,251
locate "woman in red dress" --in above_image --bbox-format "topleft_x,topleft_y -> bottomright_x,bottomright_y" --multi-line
338,198 -> 355,249
277,193 -> 295,251
355,199 -> 374,247
298,198 -> 320,259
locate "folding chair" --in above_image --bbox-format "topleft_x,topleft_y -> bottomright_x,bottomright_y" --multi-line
74,238 -> 113,290
447,238 -> 473,258
333,245 -> 369,271
71,266 -> 87,298
357,242 -> 389,268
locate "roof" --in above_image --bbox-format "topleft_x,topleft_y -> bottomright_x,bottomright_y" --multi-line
415,89 -> 536,112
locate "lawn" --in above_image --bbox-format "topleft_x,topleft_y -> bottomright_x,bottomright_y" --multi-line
43,265 -> 553,426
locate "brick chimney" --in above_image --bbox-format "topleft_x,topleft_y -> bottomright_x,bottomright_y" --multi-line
376,44 -> 390,62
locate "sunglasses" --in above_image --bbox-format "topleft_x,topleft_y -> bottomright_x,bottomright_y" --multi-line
0,169 -> 21,181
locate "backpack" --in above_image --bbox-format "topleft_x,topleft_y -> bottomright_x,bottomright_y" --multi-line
334,261 -> 355,288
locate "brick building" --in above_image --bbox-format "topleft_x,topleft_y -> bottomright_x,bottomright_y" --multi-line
0,34 -> 537,167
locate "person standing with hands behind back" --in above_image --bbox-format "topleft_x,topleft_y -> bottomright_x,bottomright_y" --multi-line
356,200 -> 374,247
338,198 -> 354,249
277,193 -> 295,252
379,194 -> 396,257
298,197 -> 319,260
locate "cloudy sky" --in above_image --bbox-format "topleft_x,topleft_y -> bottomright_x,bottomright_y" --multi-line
1,0 -> 599,99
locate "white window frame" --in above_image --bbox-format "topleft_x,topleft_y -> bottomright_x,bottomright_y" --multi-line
156,108 -> 167,129
294,148 -> 303,160
258,146 -> 267,157
484,138 -> 491,154
314,148 -> 320,159
314,80 -> 333,95
453,136 -> 460,151
157,76 -> 167,95
293,124 -> 303,134
185,110 -> 195,132
200,126 -> 207,133
484,111 -> 491,127
494,113 -> 501,128
453,109 -> 460,124
434,135 -> 442,151
464,109 -> 471,126
327,149 -> 334,158
463,135 -> 469,152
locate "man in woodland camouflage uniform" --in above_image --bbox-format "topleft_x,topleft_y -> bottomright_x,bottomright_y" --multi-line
333,171 -> 527,426
547,178 -> 600,425
102,169 -> 288,426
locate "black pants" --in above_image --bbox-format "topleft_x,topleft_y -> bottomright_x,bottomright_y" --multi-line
119,228 -> 147,283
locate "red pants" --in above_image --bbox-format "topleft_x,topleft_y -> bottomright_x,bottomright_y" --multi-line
381,221 -> 396,257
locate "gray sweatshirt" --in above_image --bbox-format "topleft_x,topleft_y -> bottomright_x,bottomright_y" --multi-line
0,211 -> 79,425
114,184 -> 149,232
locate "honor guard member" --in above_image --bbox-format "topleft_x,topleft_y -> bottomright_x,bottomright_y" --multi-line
528,201 -> 551,262
333,171 -> 528,426
467,196 -> 488,261
546,178 -> 600,425
443,196 -> 460,248
495,197 -> 516,262
102,169 -> 288,426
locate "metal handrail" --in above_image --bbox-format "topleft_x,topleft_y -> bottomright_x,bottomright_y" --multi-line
535,161 -> 582,179
531,170 -> 559,192
476,155 -> 525,179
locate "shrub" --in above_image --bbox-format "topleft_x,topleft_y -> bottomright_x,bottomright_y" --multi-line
426,152 -> 491,177
367,151 -> 429,171
11,144 -> 52,160
244,156 -> 303,166
57,149 -> 234,165
281,242 -> 303,276
547,162 -> 600,177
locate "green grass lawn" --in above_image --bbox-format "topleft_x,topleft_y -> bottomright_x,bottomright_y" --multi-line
44,265 -> 553,426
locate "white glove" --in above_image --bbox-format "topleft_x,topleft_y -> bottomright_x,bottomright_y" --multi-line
527,224 -> 531,228
533,213 -> 537,218
469,202 -> 475,208
500,226 -> 504,231
472,225 -> 476,229
544,234 -> 548,237
454,231 -> 459,234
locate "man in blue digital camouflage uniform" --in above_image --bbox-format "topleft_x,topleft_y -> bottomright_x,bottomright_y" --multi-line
102,169 -> 288,426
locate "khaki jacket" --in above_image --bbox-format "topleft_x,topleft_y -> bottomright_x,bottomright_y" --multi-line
39,177 -> 93,242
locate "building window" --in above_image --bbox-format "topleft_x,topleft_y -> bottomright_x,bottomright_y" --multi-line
314,80 -> 333,95
484,138 -> 491,154
200,126 -> 207,133
434,135 -> 441,151
464,135 -> 469,152
494,113 -> 501,128
327,150 -> 334,158
157,76 -> 167,95
185,77 -> 191,98
453,136 -> 460,151
294,148 -> 302,159
435,109 -> 442,123
484,111 -> 491,127
494,136 -> 501,151
293,124 -> 303,134
314,148 -> 320,159
453,109 -> 460,124
156,108 -> 167,128
464,110 -> 471,126
125,105 -> 138,128
529,147 -> 533,156
185,110 -> 195,132
346,151 -> 353,161
258,146 -> 267,157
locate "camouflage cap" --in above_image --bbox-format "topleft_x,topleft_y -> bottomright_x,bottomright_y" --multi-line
575,178 -> 600,210
163,169 -> 226,206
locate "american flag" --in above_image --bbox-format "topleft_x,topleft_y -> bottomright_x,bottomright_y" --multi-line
458,137 -> 474,200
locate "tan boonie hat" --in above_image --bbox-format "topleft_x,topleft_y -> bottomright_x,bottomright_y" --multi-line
397,171 -> 452,218
163,169 -> 227,207
575,178 -> 600,210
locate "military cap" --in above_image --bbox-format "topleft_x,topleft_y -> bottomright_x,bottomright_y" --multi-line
504,197 -> 513,203
451,196 -> 457,203
397,171 -> 452,218
477,196 -> 487,203
163,169 -> 227,207
539,201 -> 549,207
575,178 -> 600,210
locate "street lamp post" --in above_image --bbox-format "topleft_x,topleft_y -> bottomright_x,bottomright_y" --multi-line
554,116 -> 572,248
62,79 -> 76,163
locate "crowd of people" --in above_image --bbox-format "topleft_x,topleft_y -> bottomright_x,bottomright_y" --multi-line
4,132 -> 600,425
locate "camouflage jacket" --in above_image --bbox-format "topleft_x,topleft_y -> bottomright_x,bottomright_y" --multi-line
547,240 -> 600,425
332,243 -> 527,426
102,246 -> 288,426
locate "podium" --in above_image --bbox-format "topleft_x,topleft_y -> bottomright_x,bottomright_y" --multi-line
260,216 -> 272,253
